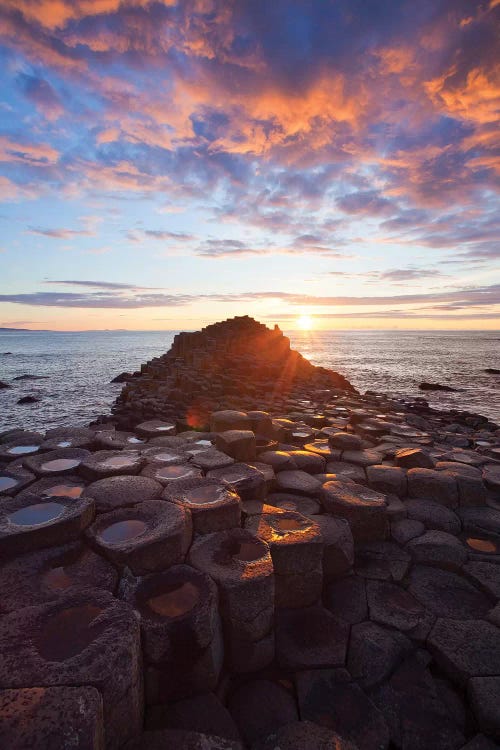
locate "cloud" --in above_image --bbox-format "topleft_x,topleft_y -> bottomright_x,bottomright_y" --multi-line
28,226 -> 95,238
43,279 -> 160,290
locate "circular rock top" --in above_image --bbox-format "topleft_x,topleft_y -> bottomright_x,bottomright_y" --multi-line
80,450 -> 144,479
136,420 -> 176,438
94,430 -> 146,450
321,480 -> 387,510
86,499 -> 191,574
24,448 -> 91,478
0,436 -> 44,462
189,527 -> 273,586
246,509 -> 322,549
16,475 -> 86,502
163,477 -> 241,533
141,462 -> 202,486
0,493 -> 95,556
0,466 -> 35,497
82,474 -> 163,513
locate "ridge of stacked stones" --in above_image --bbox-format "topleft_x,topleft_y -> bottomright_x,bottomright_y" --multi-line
112,316 -> 356,429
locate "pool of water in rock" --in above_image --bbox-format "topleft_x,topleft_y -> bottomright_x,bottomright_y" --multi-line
43,566 -> 73,591
101,455 -> 138,469
0,476 -> 18,492
43,484 -> 84,499
156,465 -> 196,480
40,459 -> 81,472
147,581 -> 199,617
8,502 -> 65,526
466,537 -> 499,553
37,604 -> 104,661
57,441 -> 73,448
151,452 -> 182,463
229,538 -> 265,562
8,445 -> 39,455
100,519 -> 147,543
184,484 -> 224,505
127,437 -> 144,444
274,517 -> 305,532
155,425 -> 174,431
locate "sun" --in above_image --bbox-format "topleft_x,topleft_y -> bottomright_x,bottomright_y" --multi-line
297,314 -> 313,330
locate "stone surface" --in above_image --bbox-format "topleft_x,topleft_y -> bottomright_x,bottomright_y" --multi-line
207,463 -> 267,501
366,465 -> 407,497
148,692 -> 240,741
275,606 -> 349,670
408,565 -> 492,620
405,498 -> 461,534
395,447 -> 435,469
347,621 -> 413,689
355,541 -> 411,582
82,474 -> 163,512
227,679 -> 298,746
275,470 -> 322,496
468,676 -> 500,742
407,530 -> 468,570
296,669 -> 389,750
320,480 -> 387,542
313,514 -> 354,580
366,580 -> 428,632
216,430 -> 256,462
428,618 -> 500,686
163,477 -> 241,534
251,721 -> 359,750
408,468 -> 459,507
0,686 -> 105,750
324,575 -> 367,624
391,518 -> 425,544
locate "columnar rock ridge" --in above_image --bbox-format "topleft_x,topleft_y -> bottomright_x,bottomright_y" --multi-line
0,321 -> 500,749
112,316 -> 356,429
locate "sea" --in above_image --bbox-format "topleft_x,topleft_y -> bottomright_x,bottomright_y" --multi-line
0,329 -> 499,432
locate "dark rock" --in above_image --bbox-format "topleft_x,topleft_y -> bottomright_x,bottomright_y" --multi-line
148,692 -> 240,741
347,621 -> 413,689
227,679 -> 298,746
355,541 -> 411,582
111,371 -> 133,383
419,382 -> 457,392
83,475 -> 163,513
163,477 -> 241,534
295,669 -> 390,750
391,518 -> 425,544
484,369 -> 500,375
408,565 -> 492,620
13,374 -> 49,381
250,720 -> 359,750
0,381 -> 9,389
275,606 -> 349,670
468,676 -> 500,742
405,498 -> 461,535
126,729 -> 242,749
325,575 -> 367,624
0,686 -> 104,750
366,580 -> 428,632
17,396 -> 39,405
406,530 -> 468,570
395,447 -> 436,470
320,480 -> 387,543
428,618 -> 500,686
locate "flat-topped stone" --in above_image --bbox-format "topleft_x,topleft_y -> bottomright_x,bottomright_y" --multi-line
408,565 -> 492,620
0,541 -> 117,614
215,430 -> 256,462
428,618 -> 500,686
80,450 -> 145,479
82,474 -> 163,512
0,466 -> 35,496
0,589 -> 143,749
321,480 -> 387,542
163,477 -> 241,534
276,606 -> 349,670
0,686 -> 104,750
395,447 -> 436,469
347,621 -> 413,690
407,530 -> 468,570
0,493 -> 95,557
136,420 -> 176,438
141,462 -> 203,486
408,468 -> 459,507
207,463 -> 267,501
87,500 -> 191,574
274,470 -> 322,496
16,474 -> 86,502
24,447 -> 90,477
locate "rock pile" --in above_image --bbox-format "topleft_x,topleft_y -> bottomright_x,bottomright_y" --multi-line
111,316 -> 355,430
0,321 -> 499,749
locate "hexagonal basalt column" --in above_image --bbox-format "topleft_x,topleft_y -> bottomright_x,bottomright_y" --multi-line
141,462 -> 203,487
0,686 -> 104,750
0,541 -> 118,614
0,494 -> 95,557
0,436 -> 44,463
82,475 -> 163,513
189,528 -> 274,672
207,463 -> 267,501
163,478 -> 241,534
87,500 -> 192,574
136,419 -> 176,438
215,430 -> 256,462
245,510 -> 323,608
0,589 -> 142,749
210,410 -> 251,433
24,448 -> 91,477
80,450 -> 145,480
94,430 -> 146,450
0,466 -> 35,496
121,564 -> 219,663
16,474 -> 87,502
320,480 -> 388,542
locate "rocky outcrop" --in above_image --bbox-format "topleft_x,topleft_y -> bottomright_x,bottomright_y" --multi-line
112,316 -> 355,429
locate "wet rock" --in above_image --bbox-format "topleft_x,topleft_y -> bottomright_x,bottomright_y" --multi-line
287,450 -> 326,473
295,669 -> 389,750
216,430 -> 256,462
0,380 -> 9,389
0,465 -> 35,496
325,461 -> 367,485
366,464 -> 407,497
428,618 -> 500,686
13,374 -> 48,381
419,382 -> 457,392
0,686 -> 104,750
395,447 -> 436,469
327,432 -> 362,451
257,450 -> 296,471
24,447 -> 91,477
407,530 -> 468,570
0,589 -> 143,749
82,475 -> 163,513
347,621 -> 413,689
87,500 -> 191,574
468,676 -> 500,741
0,493 -> 95,557
111,371 -> 133,383
0,541 -> 118,614
17,396 -> 39,404
408,468 -> 459,507
408,565 -> 492,620
266,492 -> 321,516
371,653 -> 466,750
485,369 -> 500,375
405,498 -> 461,534
251,720 -> 359,750
210,410 -> 251,433
227,679 -> 297,746
163,477 -> 241,534
142,462 -> 204,486
276,605 -> 349,670
321,480 -> 387,542
136,420 -> 176,438
341,449 -> 383,467
325,575 -> 367,624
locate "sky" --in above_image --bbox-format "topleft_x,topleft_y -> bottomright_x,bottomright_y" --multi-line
0,0 -> 498,331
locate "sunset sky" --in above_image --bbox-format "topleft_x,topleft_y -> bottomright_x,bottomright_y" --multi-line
0,0 -> 498,331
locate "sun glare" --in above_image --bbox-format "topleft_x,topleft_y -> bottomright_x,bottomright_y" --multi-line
297,315 -> 313,330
